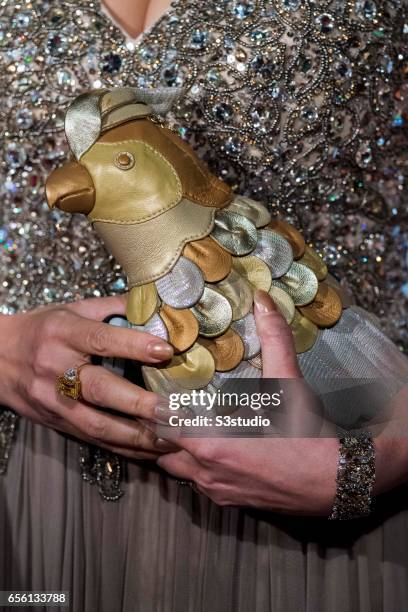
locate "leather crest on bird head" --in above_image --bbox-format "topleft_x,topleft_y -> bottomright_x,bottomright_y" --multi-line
45,87 -> 232,287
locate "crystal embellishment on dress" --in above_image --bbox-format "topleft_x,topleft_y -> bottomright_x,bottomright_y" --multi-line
281,0 -> 301,10
233,2 -> 255,20
0,410 -> 19,475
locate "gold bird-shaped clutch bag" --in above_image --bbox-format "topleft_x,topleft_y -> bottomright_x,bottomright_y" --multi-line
45,87 -> 351,396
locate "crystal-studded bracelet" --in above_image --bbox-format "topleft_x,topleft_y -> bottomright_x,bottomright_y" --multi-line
329,434 -> 376,520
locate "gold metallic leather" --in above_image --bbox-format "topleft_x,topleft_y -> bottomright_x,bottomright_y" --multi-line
226,195 -> 271,228
232,255 -> 272,292
142,365 -> 190,397
45,161 -> 95,214
99,120 -> 232,209
299,282 -> 342,327
65,88 -> 152,160
213,269 -> 253,321
160,342 -> 215,390
94,199 -> 215,287
290,310 -> 318,354
65,88 -> 186,162
159,305 -> 199,353
199,329 -> 244,372
46,85 -> 356,397
268,285 -> 296,324
126,283 -> 159,325
81,139 -> 182,224
159,125 -> 232,208
298,246 -> 328,281
183,236 -> 232,282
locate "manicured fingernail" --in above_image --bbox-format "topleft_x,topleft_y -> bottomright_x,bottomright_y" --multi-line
254,289 -> 275,313
154,399 -> 194,424
147,341 -> 174,360
154,438 -> 179,452
154,399 -> 174,424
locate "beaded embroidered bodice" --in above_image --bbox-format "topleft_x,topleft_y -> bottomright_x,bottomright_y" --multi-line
0,0 -> 407,341
0,0 -> 407,497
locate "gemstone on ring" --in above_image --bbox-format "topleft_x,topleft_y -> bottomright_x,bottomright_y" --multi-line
56,364 -> 88,400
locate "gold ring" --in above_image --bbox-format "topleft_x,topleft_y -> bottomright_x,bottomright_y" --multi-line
56,363 -> 90,401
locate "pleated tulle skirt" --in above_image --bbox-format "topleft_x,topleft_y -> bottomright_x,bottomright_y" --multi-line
1,306 -> 408,612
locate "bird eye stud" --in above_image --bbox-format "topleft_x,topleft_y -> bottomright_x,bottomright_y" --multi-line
114,151 -> 135,170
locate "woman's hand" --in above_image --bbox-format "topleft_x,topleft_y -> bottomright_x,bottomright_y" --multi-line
0,294 -> 177,460
157,289 -> 339,515
157,290 -> 408,515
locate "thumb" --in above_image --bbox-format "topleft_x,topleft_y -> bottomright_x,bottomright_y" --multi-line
253,290 -> 302,378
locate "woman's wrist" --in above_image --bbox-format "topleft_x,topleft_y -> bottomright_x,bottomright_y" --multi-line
285,438 -> 339,516
373,435 -> 408,497
373,385 -> 408,496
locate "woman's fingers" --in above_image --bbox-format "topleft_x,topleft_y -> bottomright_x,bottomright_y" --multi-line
254,291 -> 325,435
78,364 -> 167,422
253,290 -> 301,378
65,293 -> 128,321
61,365 -> 180,452
67,315 -> 174,362
53,417 -> 166,461
59,396 -> 176,453
156,449 -> 201,480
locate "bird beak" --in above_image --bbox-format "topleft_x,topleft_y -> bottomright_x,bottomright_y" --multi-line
45,161 -> 95,215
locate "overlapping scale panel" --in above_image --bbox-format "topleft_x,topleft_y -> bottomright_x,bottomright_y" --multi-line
211,211 -> 258,255
155,256 -> 204,308
272,262 -> 319,306
298,282 -> 342,327
267,218 -> 306,259
159,305 -> 199,352
144,343 -> 215,391
251,229 -> 293,278
212,270 -> 253,321
232,255 -> 272,292
183,235 -> 232,282
231,313 -> 261,360
190,287 -> 233,338
199,329 -> 244,373
117,196 -> 349,394
225,195 -> 272,228
126,283 -> 158,325
132,313 -> 169,342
